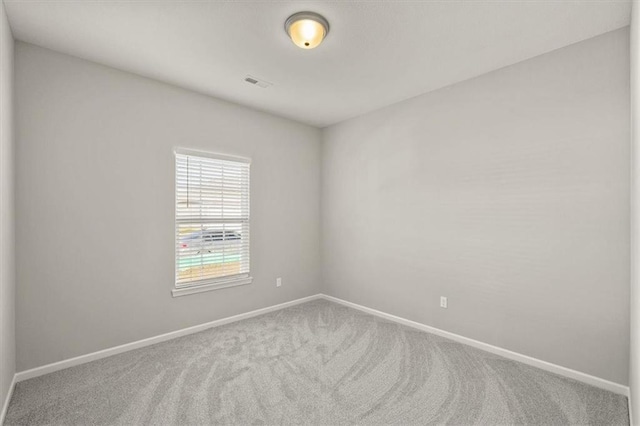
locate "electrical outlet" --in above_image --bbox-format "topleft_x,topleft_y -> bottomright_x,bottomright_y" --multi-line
276,277 -> 282,287
440,296 -> 448,309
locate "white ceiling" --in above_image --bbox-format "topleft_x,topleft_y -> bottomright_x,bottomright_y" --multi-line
4,0 -> 631,128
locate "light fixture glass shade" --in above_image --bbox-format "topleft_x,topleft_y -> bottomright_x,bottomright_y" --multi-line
285,12 -> 329,49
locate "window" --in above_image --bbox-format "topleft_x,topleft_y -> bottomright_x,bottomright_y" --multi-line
173,148 -> 251,297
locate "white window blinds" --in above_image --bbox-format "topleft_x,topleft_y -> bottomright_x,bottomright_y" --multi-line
175,149 -> 250,288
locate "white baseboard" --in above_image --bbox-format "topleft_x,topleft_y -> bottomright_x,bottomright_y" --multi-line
15,294 -> 322,382
0,374 -> 16,425
12,292 -> 630,399
319,294 -> 629,397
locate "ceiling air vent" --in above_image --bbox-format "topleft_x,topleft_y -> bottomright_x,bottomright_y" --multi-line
244,75 -> 272,89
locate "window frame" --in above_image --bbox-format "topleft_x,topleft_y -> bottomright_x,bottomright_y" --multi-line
172,147 -> 252,297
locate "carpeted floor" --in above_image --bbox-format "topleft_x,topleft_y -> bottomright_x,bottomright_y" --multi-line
5,299 -> 629,425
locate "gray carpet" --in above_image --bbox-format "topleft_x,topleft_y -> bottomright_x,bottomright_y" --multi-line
4,299 -> 629,425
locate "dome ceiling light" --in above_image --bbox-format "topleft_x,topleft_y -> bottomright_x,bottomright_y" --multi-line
285,12 -> 330,49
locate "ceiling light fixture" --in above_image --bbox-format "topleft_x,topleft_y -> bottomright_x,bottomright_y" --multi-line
285,12 -> 329,49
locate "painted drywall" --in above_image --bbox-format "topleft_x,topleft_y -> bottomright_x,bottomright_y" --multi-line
322,28 -> 630,385
0,0 -> 15,414
15,42 -> 322,371
631,1 -> 639,422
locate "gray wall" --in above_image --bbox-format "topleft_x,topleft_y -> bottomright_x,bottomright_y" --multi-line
0,0 -> 14,413
15,42 -> 322,371
630,1 -> 639,421
322,28 -> 630,385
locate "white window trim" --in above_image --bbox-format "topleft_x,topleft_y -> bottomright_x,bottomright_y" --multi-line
174,147 -> 251,164
172,275 -> 253,297
173,147 -> 252,297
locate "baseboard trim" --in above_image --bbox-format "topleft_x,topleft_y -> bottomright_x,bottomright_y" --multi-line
0,374 -> 16,425
13,292 -> 630,398
319,294 -> 629,397
15,294 -> 322,383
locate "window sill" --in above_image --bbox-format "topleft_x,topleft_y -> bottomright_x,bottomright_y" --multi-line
172,276 -> 253,297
